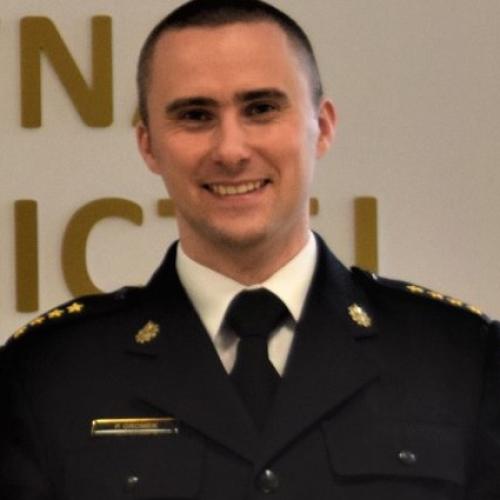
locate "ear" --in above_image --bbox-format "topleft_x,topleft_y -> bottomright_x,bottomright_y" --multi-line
315,99 -> 336,159
136,121 -> 161,174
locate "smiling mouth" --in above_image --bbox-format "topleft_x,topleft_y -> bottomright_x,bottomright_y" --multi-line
204,180 -> 270,197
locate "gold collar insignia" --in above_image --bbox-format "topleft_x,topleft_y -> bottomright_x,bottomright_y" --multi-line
348,304 -> 372,328
135,321 -> 160,344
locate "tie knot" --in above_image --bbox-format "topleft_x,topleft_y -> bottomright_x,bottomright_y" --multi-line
225,289 -> 289,340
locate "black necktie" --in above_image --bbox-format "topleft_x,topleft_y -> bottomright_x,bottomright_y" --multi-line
225,289 -> 289,429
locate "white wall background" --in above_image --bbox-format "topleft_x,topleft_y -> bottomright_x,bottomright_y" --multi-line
1,0 -> 499,343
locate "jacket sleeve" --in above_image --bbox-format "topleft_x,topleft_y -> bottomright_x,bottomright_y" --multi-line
0,348 -> 55,500
467,320 -> 500,498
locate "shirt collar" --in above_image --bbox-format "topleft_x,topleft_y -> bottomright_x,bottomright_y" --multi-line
176,233 -> 317,340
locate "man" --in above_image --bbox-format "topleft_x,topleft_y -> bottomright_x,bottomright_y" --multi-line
1,1 -> 499,498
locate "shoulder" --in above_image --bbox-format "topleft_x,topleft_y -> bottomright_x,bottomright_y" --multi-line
5,286 -> 144,347
351,266 -> 491,324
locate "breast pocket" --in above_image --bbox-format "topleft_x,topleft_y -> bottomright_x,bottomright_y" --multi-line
65,433 -> 204,499
323,418 -> 469,487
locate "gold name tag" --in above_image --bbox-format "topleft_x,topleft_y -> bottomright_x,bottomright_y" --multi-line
91,418 -> 179,437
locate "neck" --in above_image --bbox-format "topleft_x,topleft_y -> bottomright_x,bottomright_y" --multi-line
180,231 -> 310,285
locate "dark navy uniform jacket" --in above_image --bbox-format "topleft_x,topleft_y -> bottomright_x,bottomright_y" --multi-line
1,236 -> 499,499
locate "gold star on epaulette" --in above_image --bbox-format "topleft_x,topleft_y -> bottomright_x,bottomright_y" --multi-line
30,316 -> 46,326
348,304 -> 372,328
67,302 -> 84,314
427,290 -> 445,300
48,308 -> 65,319
467,305 -> 483,316
13,325 -> 28,339
446,297 -> 463,307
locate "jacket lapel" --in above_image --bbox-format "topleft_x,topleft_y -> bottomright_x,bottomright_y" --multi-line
257,237 -> 381,466
125,245 -> 258,462
124,238 -> 380,466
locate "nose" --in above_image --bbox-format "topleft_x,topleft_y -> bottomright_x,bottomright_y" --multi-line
211,114 -> 250,171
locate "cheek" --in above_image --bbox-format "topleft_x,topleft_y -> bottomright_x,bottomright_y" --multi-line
275,126 -> 315,172
150,134 -> 197,175
151,141 -> 209,200
256,121 -> 305,161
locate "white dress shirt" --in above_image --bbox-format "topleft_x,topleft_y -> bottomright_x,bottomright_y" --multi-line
176,234 -> 317,375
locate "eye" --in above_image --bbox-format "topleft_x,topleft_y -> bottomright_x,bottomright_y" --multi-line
245,101 -> 279,118
178,109 -> 214,122
172,108 -> 216,131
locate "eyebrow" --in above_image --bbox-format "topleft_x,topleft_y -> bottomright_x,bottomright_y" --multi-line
165,97 -> 218,114
235,88 -> 288,103
165,88 -> 289,115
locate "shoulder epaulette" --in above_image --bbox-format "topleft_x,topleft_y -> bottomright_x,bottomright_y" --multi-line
9,286 -> 143,344
352,267 -> 489,322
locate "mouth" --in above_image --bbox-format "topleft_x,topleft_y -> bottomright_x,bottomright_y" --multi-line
203,179 -> 270,197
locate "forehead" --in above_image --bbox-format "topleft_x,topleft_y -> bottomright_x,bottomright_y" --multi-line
148,21 -> 309,98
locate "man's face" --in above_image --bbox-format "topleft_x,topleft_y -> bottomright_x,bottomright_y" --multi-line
137,21 -> 335,259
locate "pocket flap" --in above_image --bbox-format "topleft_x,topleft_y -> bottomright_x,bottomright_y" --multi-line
67,434 -> 203,499
323,419 -> 469,486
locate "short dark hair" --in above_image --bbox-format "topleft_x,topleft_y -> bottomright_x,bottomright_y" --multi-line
137,0 -> 324,124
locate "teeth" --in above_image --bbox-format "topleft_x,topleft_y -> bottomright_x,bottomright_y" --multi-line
208,181 -> 265,196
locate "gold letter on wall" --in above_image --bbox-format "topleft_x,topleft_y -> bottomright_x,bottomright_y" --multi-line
354,197 -> 379,273
21,16 -> 113,127
62,198 -> 143,297
15,201 -> 39,312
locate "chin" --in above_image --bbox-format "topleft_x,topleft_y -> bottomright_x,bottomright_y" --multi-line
181,211 -> 298,254
208,226 -> 271,251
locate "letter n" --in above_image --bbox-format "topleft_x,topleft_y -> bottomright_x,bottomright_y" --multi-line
21,16 -> 113,127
